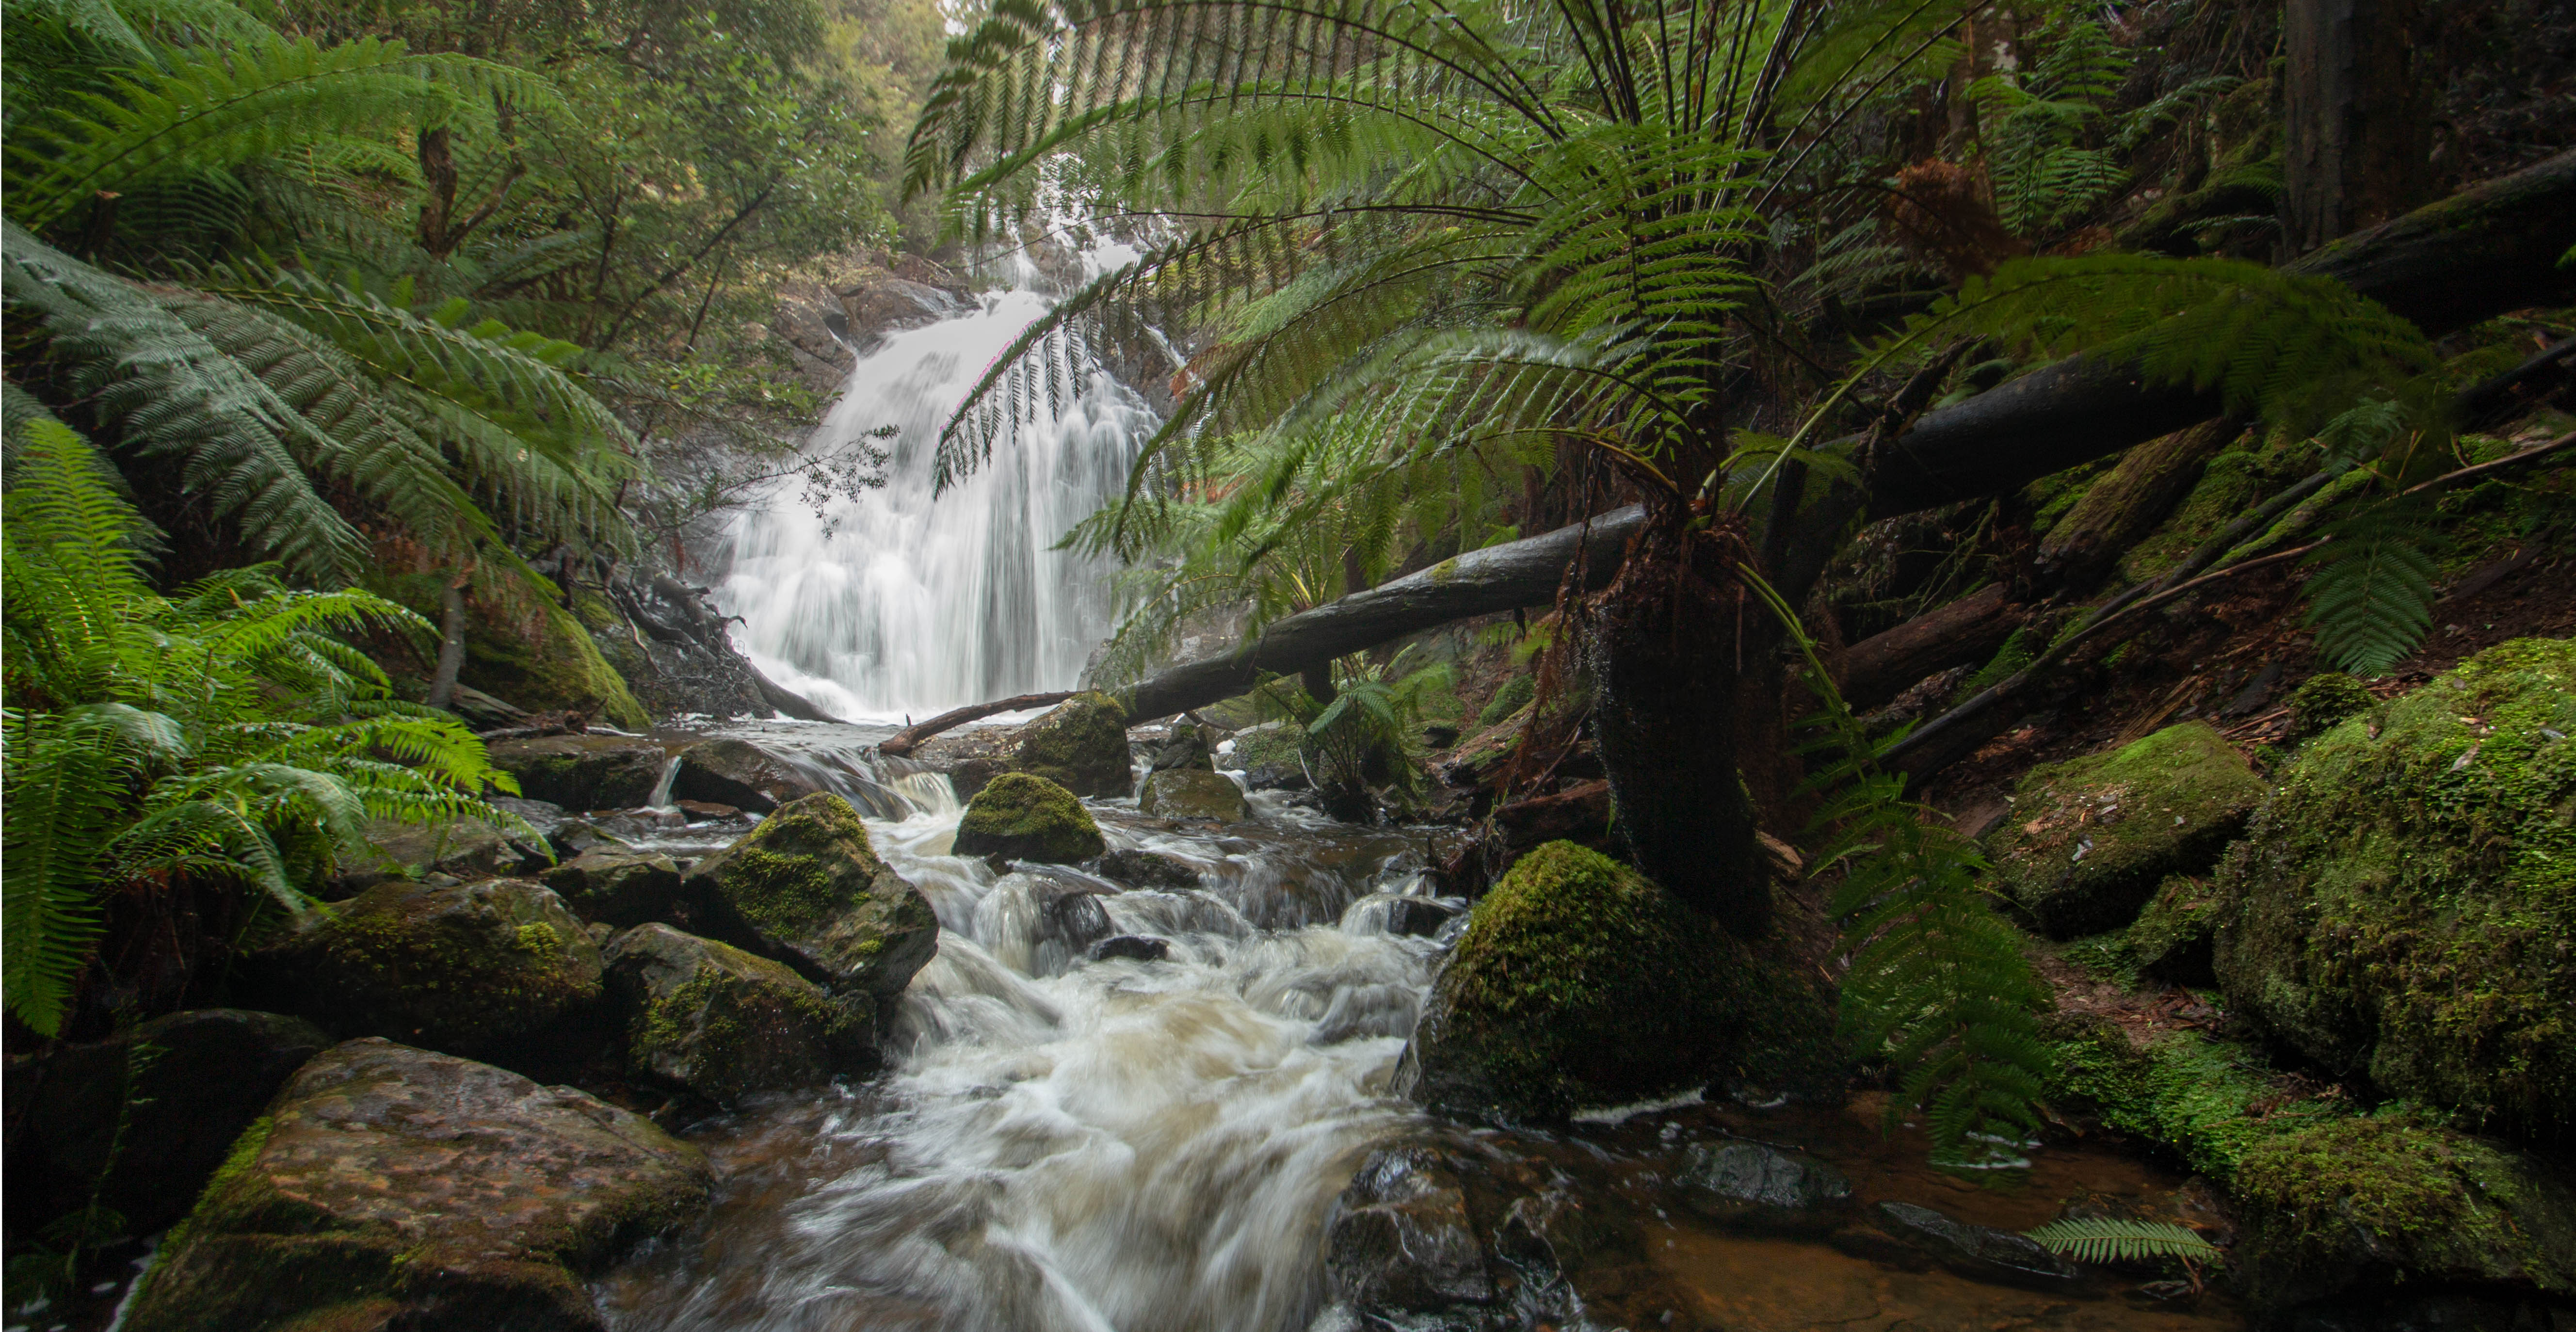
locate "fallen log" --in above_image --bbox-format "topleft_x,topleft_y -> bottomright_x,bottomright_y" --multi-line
877,690 -> 1077,755
1841,584 -> 2030,709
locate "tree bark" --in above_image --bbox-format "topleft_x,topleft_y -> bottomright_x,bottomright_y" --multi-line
426,573 -> 470,709
1842,584 -> 2029,708
2282,0 -> 2436,254
878,691 -> 1076,755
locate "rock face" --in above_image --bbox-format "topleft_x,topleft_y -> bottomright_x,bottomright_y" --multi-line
1873,1201 -> 2080,1288
1393,841 -> 1836,1124
1145,724 -> 1214,772
1674,1142 -> 1854,1235
2215,638 -> 2576,1141
4,1010 -> 330,1239
1982,721 -> 2267,938
607,924 -> 873,1104
1136,769 -> 1250,822
486,734 -> 668,811
124,1039 -> 710,1332
683,792 -> 940,996
953,772 -> 1108,864
251,879 -> 602,1067
1012,692 -> 1133,797
542,850 -> 685,929
670,738 -> 821,814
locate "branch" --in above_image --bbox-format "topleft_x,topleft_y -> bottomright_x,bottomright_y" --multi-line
877,691 -> 1078,756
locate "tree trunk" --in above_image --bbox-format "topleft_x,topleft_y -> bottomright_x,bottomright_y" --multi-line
2282,0 -> 2437,254
1842,584 -> 2029,708
426,573 -> 470,709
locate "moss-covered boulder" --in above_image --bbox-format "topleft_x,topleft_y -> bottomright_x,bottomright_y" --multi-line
682,792 -> 939,996
1136,769 -> 1250,822
541,850 -> 684,929
487,734 -> 669,811
2213,637 -> 2576,1140
124,1039 -> 709,1332
669,738 -> 821,814
1982,721 -> 2266,938
953,771 -> 1107,863
1392,841 -> 1836,1124
2286,670 -> 2376,741
331,816 -> 550,893
2125,873 -> 2222,986
606,924 -> 873,1105
250,879 -> 602,1067
1011,691 -> 1132,796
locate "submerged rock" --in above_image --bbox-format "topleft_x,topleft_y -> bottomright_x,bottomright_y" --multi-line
248,878 -> 602,1068
607,924 -> 873,1104
1011,691 -> 1133,797
1136,768 -> 1250,822
1874,1201 -> 2080,1289
1674,1141 -> 1854,1235
1393,841 -> 1836,1124
670,737 -> 820,814
486,733 -> 668,811
1322,1145 -> 1494,1315
4,1009 -> 330,1240
124,1039 -> 710,1332
953,772 -> 1107,864
2214,637 -> 2576,1140
684,792 -> 939,997
1094,848 -> 1199,890
1089,934 -> 1169,963
1982,720 -> 2266,938
542,850 -> 684,929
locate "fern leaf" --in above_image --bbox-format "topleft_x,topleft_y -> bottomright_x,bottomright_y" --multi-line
2024,1217 -> 2221,1266
2301,507 -> 2442,676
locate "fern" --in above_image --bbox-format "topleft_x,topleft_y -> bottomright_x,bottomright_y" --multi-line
2301,504 -> 2443,676
2024,1217 -> 2222,1267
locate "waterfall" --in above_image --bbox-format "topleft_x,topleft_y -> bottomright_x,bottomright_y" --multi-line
713,246 -> 1160,720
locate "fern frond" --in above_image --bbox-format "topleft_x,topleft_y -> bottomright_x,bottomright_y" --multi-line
2024,1218 -> 2221,1266
2301,505 -> 2443,676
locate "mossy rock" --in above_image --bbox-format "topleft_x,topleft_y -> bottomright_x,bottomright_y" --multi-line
1011,691 -> 1132,797
1227,723 -> 1314,791
2232,1113 -> 2576,1311
249,879 -> 603,1069
541,850 -> 684,929
370,574 -> 650,732
486,734 -> 669,811
2286,670 -> 2377,741
953,772 -> 1107,864
2126,873 -> 2221,986
669,738 -> 821,815
123,1039 -> 709,1332
1982,721 -> 2267,938
607,924 -> 873,1105
1136,769 -> 1250,822
1476,673 -> 1536,728
2213,636 -> 2576,1140
2042,1016 -> 2344,1178
331,816 -> 551,894
1393,842 -> 1837,1125
682,792 -> 939,997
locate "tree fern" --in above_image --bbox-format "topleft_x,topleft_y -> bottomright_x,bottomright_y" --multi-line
2301,504 -> 2444,676
2024,1217 -> 2221,1267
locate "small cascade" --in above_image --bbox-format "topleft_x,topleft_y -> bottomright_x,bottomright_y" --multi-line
644,754 -> 682,810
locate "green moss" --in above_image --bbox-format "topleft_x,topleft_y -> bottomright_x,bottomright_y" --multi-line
2214,637 -> 2576,1139
360,576 -> 648,729
302,880 -> 602,1055
2044,1019 -> 2344,1177
1012,692 -> 1132,796
702,793 -> 882,936
514,920 -> 566,963
2117,448 -> 2271,585
954,771 -> 1106,863
1477,673 -> 1536,727
629,945 -> 868,1104
2285,671 -> 2375,739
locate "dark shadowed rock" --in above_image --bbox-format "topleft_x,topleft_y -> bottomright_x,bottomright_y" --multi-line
1675,1142 -> 1854,1234
123,1039 -> 710,1332
1089,935 -> 1170,963
1875,1201 -> 2080,1288
671,738 -> 822,814
4,1010 -> 330,1240
487,734 -> 669,811
1012,692 -> 1133,797
1322,1146 -> 1494,1315
1137,769 -> 1250,821
683,792 -> 939,997
954,772 -> 1107,864
333,816 -> 551,893
1146,724 -> 1214,772
542,850 -> 684,929
607,924 -> 874,1105
1095,849 -> 1200,890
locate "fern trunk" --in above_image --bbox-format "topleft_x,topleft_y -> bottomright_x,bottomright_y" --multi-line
426,574 -> 468,709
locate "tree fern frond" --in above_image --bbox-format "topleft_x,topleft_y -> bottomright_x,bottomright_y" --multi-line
2024,1218 -> 2221,1266
2301,505 -> 2443,676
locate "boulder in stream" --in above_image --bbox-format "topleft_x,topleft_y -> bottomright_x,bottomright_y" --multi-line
2214,637 -> 2576,1141
608,924 -> 875,1104
1674,1141 -> 1854,1234
1011,691 -> 1133,797
246,878 -> 603,1069
1094,848 -> 1200,889
1981,720 -> 2267,938
670,737 -> 821,814
684,791 -> 940,996
486,733 -> 669,810
331,816 -> 551,893
1089,934 -> 1169,963
1136,768 -> 1250,822
1873,1201 -> 2081,1289
123,1039 -> 711,1332
1322,1145 -> 1495,1315
542,849 -> 685,929
954,772 -> 1108,864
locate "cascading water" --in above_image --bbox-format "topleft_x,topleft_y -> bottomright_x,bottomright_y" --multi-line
715,244 -> 1161,719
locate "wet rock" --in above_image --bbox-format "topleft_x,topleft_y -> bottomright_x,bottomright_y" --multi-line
1674,1141 -> 1854,1234
333,816 -> 550,892
2229,1114 -> 2576,1314
1381,897 -> 1461,938
2277,1290 -> 2576,1332
1034,880 -> 1116,958
1982,720 -> 2267,938
954,772 -> 1108,864
1394,841 -> 1838,1125
1496,1187 -> 1625,1275
676,798 -> 740,819
1137,769 -> 1251,822
1011,691 -> 1133,797
1095,848 -> 1200,889
487,733 -> 669,811
1874,1201 -> 2080,1288
838,270 -> 968,346
247,878 -> 603,1068
607,924 -> 874,1104
547,817 -> 637,860
542,850 -> 685,929
1227,723 -> 1312,791
1146,723 -> 1214,772
670,737 -> 821,814
123,1039 -> 710,1332
1322,1146 -> 1494,1314
2215,637 -> 2576,1139
684,792 -> 940,997
4,1010 -> 330,1240
1089,935 -> 1170,963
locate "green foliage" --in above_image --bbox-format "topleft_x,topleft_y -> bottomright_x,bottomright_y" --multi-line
0,421 -> 524,1036
2299,503 -> 2444,676
1746,571 -> 2052,1169
2023,1217 -> 2221,1267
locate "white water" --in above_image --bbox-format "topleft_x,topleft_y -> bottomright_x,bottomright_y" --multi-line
598,781 -> 1457,1332
713,247 -> 1160,720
